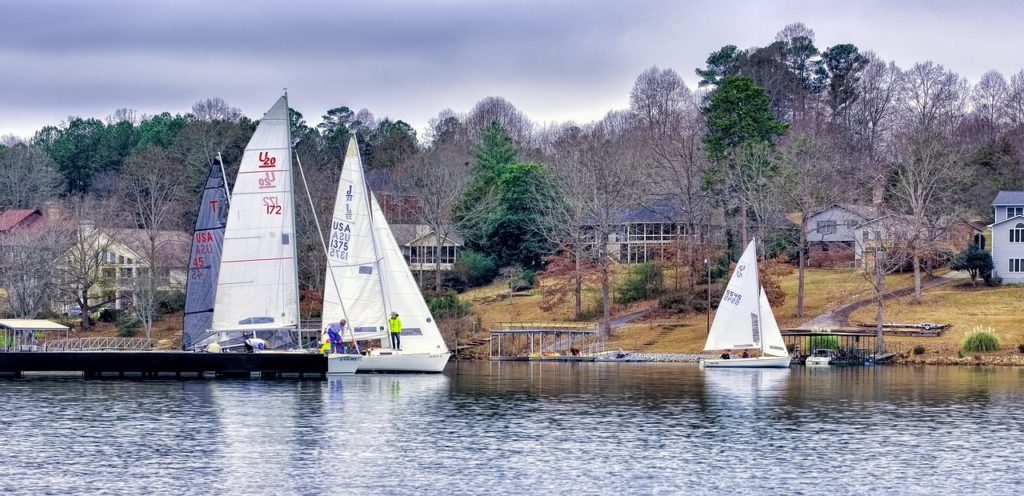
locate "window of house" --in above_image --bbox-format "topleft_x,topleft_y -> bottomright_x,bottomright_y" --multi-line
862,230 -> 869,240
846,220 -> 859,229
126,258 -> 133,265
442,246 -> 457,264
118,255 -> 124,264
817,220 -> 837,235
1008,207 -> 1024,218
120,267 -> 132,278
1011,223 -> 1024,243
102,268 -> 115,279
874,230 -> 882,240
1010,259 -> 1024,273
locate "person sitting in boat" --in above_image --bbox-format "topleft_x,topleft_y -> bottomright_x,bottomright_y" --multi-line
720,350 -> 731,360
741,350 -> 750,358
388,311 -> 402,350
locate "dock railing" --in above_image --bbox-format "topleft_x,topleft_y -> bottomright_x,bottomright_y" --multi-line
43,337 -> 154,351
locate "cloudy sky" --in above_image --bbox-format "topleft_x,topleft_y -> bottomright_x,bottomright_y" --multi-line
2,0 -> 1022,138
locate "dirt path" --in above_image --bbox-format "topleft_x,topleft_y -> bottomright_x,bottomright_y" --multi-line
798,271 -> 968,329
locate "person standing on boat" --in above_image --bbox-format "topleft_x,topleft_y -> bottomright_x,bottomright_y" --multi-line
326,319 -> 345,354
389,312 -> 402,350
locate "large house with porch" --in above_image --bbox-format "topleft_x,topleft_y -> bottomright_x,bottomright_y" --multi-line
989,191 -> 1024,283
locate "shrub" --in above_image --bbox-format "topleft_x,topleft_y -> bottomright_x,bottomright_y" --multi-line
805,335 -> 839,350
455,250 -> 498,288
522,269 -> 537,288
426,292 -> 470,320
157,290 -> 186,315
961,326 -> 1000,353
913,345 -> 926,355
99,308 -> 122,323
117,313 -> 141,338
950,245 -> 993,286
616,262 -> 664,304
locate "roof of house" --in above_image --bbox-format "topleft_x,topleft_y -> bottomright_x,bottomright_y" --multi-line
988,214 -> 1024,228
111,229 -> 191,266
0,209 -> 41,232
390,224 -> 464,247
582,198 -> 685,225
992,191 -> 1024,206
809,204 -> 879,221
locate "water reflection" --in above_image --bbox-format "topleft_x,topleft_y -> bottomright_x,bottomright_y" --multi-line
2,364 -> 1024,494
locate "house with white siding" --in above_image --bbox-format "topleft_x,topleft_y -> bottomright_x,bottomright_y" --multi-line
803,204 -> 879,267
989,191 -> 1024,283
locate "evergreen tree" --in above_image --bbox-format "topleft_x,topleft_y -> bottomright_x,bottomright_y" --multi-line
703,76 -> 788,161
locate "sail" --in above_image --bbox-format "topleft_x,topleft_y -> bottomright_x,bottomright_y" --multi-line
704,240 -> 762,351
182,163 -> 228,350
322,137 -> 388,340
759,290 -> 788,357
370,192 -> 450,354
212,96 -> 299,331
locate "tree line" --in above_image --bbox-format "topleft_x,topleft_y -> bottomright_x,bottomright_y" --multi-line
3,22 -> 1024,328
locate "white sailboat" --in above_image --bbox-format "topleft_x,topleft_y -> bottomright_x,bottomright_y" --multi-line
322,136 -> 451,373
208,95 -> 360,374
699,239 -> 791,369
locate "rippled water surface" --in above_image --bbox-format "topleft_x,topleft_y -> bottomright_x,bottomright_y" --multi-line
3,363 -> 1024,495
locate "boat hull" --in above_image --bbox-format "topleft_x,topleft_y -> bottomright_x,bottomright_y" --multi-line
700,356 -> 791,368
805,357 -> 832,367
357,351 -> 450,373
326,353 -> 362,375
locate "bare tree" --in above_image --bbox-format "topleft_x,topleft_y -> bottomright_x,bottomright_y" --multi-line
778,134 -> 841,317
860,216 -> 915,353
0,216 -> 72,318
890,131 -> 966,303
120,147 -> 187,338
0,145 -> 62,209
629,67 -> 715,288
847,54 -> 902,175
971,70 -> 1010,140
1006,69 -> 1024,127
465,97 -> 533,147
900,61 -> 968,134
402,142 -> 487,292
55,197 -> 123,329
731,142 -> 782,256
191,97 -> 243,122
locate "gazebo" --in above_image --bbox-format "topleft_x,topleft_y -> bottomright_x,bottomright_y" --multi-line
0,320 -> 70,352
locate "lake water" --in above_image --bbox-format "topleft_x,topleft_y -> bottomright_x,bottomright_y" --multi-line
2,362 -> 1023,495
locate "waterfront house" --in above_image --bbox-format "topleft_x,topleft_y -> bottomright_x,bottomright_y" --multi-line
392,224 -> 464,272
804,204 -> 879,267
989,191 -> 1024,283
855,214 -> 984,270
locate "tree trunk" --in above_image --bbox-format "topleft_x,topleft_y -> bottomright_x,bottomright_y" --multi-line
80,290 -> 92,329
573,247 -> 582,321
875,261 -> 885,354
797,217 -> 807,318
740,205 -> 748,249
434,236 -> 443,293
912,252 -> 922,304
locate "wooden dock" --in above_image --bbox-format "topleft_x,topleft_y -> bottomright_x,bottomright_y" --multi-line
0,351 -> 327,378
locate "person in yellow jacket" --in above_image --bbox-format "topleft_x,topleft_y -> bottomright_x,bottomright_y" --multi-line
388,311 -> 402,350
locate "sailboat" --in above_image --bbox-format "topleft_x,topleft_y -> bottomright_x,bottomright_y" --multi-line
321,136 -> 451,373
200,95 -> 361,373
182,158 -> 228,351
699,239 -> 791,369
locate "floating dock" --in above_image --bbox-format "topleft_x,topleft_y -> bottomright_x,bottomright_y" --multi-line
0,351 -> 327,378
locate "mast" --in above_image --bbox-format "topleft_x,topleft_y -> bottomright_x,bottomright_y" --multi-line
284,93 -> 301,335
216,152 -> 230,207
753,237 -> 765,357
362,156 -> 394,346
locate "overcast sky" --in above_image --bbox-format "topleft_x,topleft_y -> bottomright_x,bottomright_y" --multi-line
2,0 -> 1022,139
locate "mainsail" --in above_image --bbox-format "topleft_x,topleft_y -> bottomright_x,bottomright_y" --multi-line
704,241 -> 762,351
182,163 -> 228,350
212,96 -> 300,332
322,136 -> 449,354
322,137 -> 387,341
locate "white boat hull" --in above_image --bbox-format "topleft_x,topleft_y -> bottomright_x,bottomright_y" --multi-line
326,353 -> 362,375
356,350 -> 450,373
805,357 -> 832,367
700,356 -> 791,368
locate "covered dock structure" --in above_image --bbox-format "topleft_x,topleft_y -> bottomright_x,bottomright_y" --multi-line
489,322 -> 600,361
781,329 -> 898,364
0,320 -> 69,352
